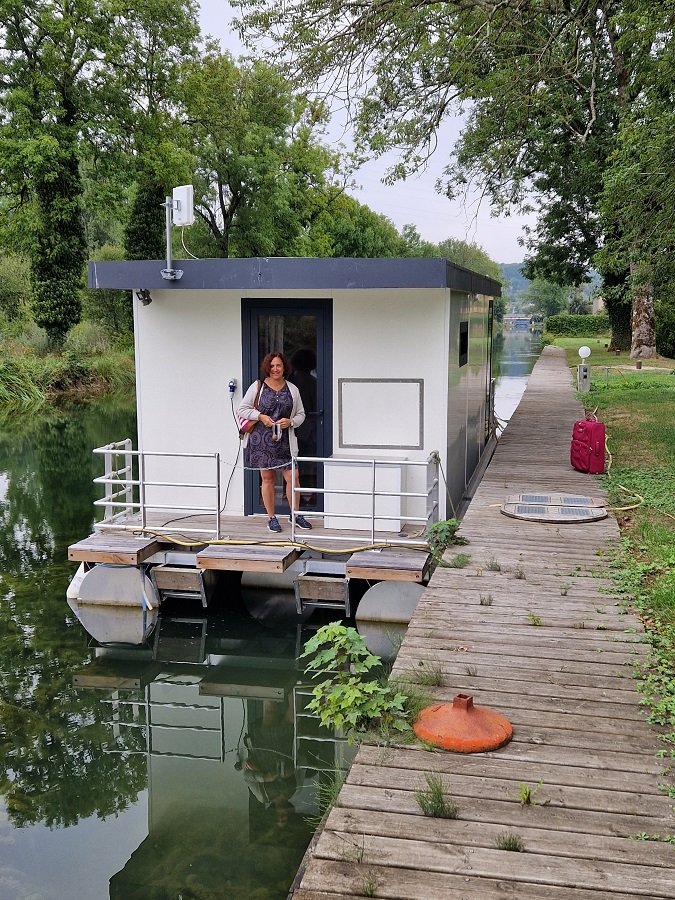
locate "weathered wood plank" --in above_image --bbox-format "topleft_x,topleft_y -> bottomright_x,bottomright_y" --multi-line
315,831 -> 675,897
196,543 -> 301,572
67,533 -> 160,564
336,783 -> 674,839
326,807 -> 675,869
356,742 -> 667,780
299,859 -> 657,900
346,549 -> 431,582
345,763 -> 673,817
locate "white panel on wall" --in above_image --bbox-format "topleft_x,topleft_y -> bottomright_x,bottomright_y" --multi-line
339,379 -> 423,449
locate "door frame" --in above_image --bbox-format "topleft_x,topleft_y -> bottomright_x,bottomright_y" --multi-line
241,298 -> 333,516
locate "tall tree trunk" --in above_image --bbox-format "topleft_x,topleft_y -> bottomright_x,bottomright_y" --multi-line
629,260 -> 656,359
602,269 -> 631,351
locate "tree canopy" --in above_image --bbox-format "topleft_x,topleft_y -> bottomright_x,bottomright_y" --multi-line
234,0 -> 675,356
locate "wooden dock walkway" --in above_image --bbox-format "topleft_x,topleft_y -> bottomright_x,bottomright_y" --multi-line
292,346 -> 675,899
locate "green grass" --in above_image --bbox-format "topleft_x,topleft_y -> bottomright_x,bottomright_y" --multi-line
549,337 -> 675,744
415,772 -> 459,819
552,336 -> 675,371
495,832 -> 525,852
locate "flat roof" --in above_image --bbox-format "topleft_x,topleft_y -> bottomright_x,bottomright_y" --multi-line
88,257 -> 502,297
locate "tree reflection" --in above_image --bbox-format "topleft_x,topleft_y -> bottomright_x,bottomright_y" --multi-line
0,399 -> 146,827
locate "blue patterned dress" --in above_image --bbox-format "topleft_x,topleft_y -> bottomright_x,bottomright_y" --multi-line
244,382 -> 293,471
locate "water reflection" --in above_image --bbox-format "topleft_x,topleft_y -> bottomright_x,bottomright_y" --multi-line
0,400 -> 351,899
493,330 -> 543,424
78,605 -> 351,900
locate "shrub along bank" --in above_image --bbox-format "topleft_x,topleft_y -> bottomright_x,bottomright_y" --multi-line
556,338 -> 675,753
0,320 -> 134,412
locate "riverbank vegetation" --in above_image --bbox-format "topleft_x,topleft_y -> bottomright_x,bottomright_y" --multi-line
554,338 -> 675,747
0,316 -> 134,412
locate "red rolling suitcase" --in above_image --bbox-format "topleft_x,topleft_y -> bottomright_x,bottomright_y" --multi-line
570,414 -> 606,474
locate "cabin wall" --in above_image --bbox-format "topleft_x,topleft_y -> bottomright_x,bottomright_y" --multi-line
445,290 -> 492,514
331,288 -> 448,524
133,289 -> 244,518
131,284 -> 492,525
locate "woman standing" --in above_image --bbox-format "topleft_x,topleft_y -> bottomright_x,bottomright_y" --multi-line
237,351 -> 313,533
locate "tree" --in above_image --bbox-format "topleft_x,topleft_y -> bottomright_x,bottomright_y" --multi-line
523,280 -> 568,319
233,0 -> 671,355
0,1 -> 199,346
179,49 -> 345,258
306,194 -> 405,257
436,237 -> 501,281
569,286 -> 592,316
114,0 -> 200,263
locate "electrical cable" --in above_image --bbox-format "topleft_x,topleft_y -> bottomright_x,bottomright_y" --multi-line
180,227 -> 199,259
131,526 -> 429,554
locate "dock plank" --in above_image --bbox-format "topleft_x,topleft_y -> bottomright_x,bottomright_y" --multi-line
346,549 -> 431,582
67,533 -> 160,564
196,543 -> 301,572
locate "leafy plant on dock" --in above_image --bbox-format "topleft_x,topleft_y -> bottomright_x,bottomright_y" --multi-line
518,779 -> 543,806
300,623 -> 409,740
426,518 -> 468,566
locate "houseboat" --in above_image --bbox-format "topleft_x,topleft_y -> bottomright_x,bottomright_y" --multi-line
68,256 -> 500,632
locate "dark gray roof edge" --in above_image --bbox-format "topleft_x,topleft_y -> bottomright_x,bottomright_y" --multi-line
88,257 -> 502,296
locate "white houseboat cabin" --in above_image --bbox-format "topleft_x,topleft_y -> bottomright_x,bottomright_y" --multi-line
68,256 -> 501,633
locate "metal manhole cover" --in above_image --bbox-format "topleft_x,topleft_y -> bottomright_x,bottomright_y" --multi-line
504,493 -> 605,508
501,499 -> 607,523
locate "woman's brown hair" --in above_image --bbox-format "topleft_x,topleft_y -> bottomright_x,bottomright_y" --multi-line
260,351 -> 291,377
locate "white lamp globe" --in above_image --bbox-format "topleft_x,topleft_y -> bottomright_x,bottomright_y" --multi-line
578,345 -> 591,360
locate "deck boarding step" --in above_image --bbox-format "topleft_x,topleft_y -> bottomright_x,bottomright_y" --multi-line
346,549 -> 431,582
68,533 -> 161,565
196,544 -> 301,573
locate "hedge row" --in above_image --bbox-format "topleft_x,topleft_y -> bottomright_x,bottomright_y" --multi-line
545,313 -> 610,336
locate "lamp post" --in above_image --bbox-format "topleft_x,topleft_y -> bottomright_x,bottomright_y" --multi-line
577,345 -> 591,392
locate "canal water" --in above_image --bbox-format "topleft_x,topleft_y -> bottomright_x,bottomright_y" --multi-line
493,329 -> 543,424
0,330 -> 541,900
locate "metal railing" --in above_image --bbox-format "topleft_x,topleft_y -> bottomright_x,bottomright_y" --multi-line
93,439 -> 222,539
92,441 -> 439,547
290,452 -> 439,545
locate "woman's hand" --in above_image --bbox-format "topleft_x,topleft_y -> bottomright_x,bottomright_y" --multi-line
258,414 -> 272,427
277,418 -> 291,429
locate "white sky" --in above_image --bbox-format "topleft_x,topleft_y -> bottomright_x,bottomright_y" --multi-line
197,0 -> 532,264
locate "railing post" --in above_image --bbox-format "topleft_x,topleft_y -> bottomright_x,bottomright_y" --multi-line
104,445 -> 114,523
427,452 -> 440,527
371,459 -> 376,544
124,438 -> 133,517
139,451 -> 147,530
291,457 -> 297,541
215,453 -> 221,540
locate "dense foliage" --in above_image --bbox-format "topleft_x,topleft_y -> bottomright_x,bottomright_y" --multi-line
234,0 -> 675,358
545,314 -> 611,337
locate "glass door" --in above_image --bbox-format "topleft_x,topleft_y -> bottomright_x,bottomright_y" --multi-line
242,300 -> 332,516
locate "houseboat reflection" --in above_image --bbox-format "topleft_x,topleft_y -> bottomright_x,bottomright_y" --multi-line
72,604 -> 354,899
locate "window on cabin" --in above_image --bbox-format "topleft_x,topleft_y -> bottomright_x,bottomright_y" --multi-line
459,321 -> 469,367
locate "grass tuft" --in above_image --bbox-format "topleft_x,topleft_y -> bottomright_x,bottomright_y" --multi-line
415,772 -> 459,819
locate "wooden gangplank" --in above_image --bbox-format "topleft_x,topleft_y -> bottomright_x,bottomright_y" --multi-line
196,543 -> 301,573
346,549 -> 431,582
68,533 -> 161,564
291,347 -> 675,900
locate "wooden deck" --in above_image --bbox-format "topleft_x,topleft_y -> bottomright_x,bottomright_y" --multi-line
68,514 -> 431,581
291,346 -> 675,899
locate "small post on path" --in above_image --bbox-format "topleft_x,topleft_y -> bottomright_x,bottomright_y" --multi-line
577,346 -> 591,392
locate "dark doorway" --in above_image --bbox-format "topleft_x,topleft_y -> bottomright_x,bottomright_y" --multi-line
242,300 -> 333,516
